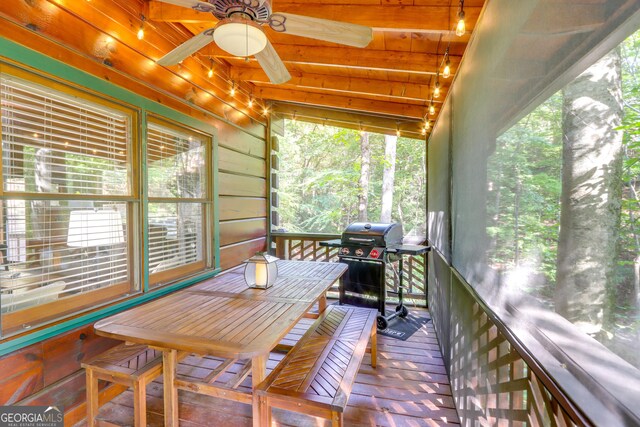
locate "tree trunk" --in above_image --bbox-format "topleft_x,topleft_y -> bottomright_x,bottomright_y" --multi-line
358,132 -> 371,222
381,135 -> 397,223
555,49 -> 624,334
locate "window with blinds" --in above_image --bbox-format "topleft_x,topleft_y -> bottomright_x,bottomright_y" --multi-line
146,119 -> 210,286
0,72 -> 135,337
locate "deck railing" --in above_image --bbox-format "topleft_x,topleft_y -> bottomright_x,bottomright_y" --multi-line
271,232 -> 427,304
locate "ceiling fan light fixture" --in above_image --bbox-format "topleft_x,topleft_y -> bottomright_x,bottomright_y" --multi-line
214,18 -> 267,57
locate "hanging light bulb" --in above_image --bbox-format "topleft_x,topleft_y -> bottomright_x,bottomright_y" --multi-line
455,0 -> 466,37
263,105 -> 269,115
443,47 -> 451,79
396,126 -> 401,137
359,122 -> 364,135
429,101 -> 436,116
443,59 -> 451,79
248,96 -> 254,108
434,80 -> 441,98
421,127 -> 427,136
230,82 -> 236,96
292,111 -> 297,123
137,15 -> 145,40
207,60 -> 214,79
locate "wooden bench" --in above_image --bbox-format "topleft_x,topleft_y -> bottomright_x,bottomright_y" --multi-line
254,305 -> 377,426
82,343 -> 162,427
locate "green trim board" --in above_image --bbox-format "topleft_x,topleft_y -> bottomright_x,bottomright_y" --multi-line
212,138 -> 220,269
0,268 -> 221,357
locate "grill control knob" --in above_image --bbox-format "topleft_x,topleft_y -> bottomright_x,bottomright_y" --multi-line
355,248 -> 364,257
341,247 -> 350,255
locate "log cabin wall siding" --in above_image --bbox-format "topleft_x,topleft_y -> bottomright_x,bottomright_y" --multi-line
0,0 -> 268,420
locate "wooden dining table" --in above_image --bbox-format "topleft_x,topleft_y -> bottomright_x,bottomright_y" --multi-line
93,260 -> 347,427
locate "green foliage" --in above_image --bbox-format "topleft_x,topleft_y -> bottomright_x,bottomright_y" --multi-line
276,121 -> 426,236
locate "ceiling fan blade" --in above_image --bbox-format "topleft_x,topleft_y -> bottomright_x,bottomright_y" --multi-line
153,0 -> 211,8
273,13 -> 372,48
157,29 -> 214,66
255,40 -> 291,85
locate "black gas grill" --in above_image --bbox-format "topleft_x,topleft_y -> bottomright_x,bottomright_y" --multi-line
320,222 -> 429,329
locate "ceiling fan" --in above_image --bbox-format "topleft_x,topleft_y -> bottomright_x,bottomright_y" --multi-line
155,0 -> 373,85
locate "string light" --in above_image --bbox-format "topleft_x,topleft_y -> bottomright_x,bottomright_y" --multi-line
429,99 -> 436,116
455,0 -> 466,37
292,111 -> 297,123
421,127 -> 427,136
248,96 -> 254,108
443,48 -> 451,79
137,15 -> 145,40
359,121 -> 365,135
263,105 -> 269,115
207,59 -> 214,78
396,123 -> 401,137
230,81 -> 236,96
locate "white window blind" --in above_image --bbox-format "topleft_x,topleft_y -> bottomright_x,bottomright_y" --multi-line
0,74 -> 133,335
146,121 -> 208,282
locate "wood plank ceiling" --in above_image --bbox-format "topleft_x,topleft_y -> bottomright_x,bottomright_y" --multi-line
147,0 -> 486,139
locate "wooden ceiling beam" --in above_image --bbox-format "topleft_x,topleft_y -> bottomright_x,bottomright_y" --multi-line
207,44 -> 457,74
273,103 -> 427,139
256,87 -> 428,119
147,2 -> 481,33
231,67 -> 444,100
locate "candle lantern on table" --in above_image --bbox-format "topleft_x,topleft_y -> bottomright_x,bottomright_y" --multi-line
244,253 -> 279,289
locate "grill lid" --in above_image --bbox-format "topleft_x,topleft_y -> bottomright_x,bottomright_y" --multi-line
341,222 -> 403,247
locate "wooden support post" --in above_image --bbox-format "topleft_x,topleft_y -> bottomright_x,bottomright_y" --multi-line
133,381 -> 146,427
370,323 -> 377,368
85,368 -> 98,427
163,349 -> 179,427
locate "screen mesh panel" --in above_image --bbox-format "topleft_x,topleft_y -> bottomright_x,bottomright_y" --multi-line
427,100 -> 451,261
428,0 -> 640,424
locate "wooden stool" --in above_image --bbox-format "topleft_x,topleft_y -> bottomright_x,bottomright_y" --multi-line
82,343 -> 162,427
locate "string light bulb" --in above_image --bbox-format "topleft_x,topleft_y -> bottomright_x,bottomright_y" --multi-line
455,0 -> 466,37
429,101 -> 436,116
421,127 -> 427,136
137,15 -> 145,40
230,82 -> 236,96
396,125 -> 401,137
248,96 -> 254,108
263,105 -> 269,115
207,60 -> 214,78
434,80 -> 441,98
443,48 -> 451,78
292,111 -> 297,123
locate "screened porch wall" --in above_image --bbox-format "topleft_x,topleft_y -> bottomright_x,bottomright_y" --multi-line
427,0 -> 640,426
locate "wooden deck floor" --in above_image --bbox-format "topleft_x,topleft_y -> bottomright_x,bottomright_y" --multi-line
83,306 -> 459,426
